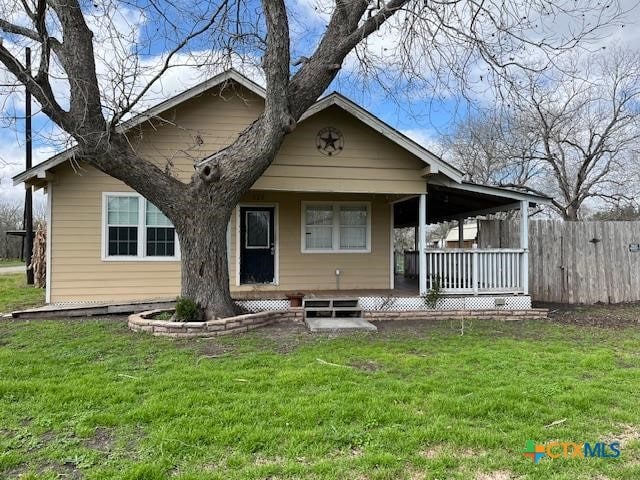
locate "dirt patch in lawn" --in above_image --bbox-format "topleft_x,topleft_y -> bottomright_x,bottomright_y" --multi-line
349,359 -> 382,372
4,462 -> 83,480
604,424 -> 640,447
84,427 -> 114,452
249,322 -> 312,354
186,322 -> 313,358
475,471 -> 516,480
43,461 -> 83,480
194,340 -> 235,358
542,302 -> 640,328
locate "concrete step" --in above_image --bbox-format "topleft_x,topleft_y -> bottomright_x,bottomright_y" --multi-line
305,317 -> 377,333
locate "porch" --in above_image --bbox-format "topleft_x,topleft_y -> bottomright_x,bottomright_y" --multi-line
232,274 -> 418,300
231,180 -> 545,303
392,178 -> 540,297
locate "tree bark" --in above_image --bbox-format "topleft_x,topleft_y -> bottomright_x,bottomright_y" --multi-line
564,204 -> 579,221
174,198 -> 236,320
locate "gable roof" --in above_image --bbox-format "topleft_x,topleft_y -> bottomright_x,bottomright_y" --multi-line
12,70 -> 266,185
301,93 -> 463,182
13,69 -> 465,185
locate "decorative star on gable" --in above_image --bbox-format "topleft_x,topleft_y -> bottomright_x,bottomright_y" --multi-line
316,127 -> 344,156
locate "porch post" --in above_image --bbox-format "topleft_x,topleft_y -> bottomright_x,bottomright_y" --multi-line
458,219 -> 464,247
520,200 -> 529,295
419,193 -> 427,295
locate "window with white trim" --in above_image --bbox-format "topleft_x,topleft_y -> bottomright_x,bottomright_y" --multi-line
302,202 -> 370,252
103,193 -> 179,260
107,196 -> 139,256
145,202 -> 176,256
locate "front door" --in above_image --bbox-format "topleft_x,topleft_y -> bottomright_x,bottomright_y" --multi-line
240,206 -> 275,284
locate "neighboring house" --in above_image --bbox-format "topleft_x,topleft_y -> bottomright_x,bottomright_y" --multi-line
14,70 -> 549,307
443,222 -> 478,248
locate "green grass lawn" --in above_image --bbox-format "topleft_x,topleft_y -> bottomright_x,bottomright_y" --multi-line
0,274 -> 44,313
0,318 -> 639,479
0,258 -> 23,267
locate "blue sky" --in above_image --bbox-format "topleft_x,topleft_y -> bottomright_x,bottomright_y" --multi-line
1,0 -> 639,204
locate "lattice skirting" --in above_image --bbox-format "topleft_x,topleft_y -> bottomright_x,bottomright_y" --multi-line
235,296 -> 532,312
235,299 -> 291,312
358,295 -> 532,311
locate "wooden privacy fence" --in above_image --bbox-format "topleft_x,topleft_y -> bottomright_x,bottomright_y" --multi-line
478,220 -> 640,304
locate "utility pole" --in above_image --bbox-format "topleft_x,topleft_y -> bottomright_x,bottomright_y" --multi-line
24,47 -> 34,285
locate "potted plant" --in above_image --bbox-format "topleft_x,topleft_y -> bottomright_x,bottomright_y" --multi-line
286,293 -> 305,307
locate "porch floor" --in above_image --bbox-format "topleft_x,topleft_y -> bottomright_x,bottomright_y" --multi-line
232,275 -> 419,300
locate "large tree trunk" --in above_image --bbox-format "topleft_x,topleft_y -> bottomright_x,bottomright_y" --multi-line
563,204 -> 579,221
174,200 -> 237,320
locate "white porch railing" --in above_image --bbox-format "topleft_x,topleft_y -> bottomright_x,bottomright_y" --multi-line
425,248 -> 526,294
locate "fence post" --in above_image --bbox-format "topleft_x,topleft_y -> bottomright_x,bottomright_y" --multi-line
472,243 -> 478,295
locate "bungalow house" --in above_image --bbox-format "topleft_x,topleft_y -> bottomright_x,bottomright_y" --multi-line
14,70 -> 549,312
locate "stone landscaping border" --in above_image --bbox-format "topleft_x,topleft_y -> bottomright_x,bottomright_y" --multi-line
129,307 -> 548,338
365,308 -> 548,322
128,308 -> 303,337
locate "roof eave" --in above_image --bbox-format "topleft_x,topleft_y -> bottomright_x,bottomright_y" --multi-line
428,176 -> 553,205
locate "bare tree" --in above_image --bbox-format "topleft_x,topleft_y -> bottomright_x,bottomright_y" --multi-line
0,199 -> 22,259
0,0 -> 627,317
590,204 -> 640,220
442,110 -> 541,187
445,49 -> 640,220
521,50 -> 640,219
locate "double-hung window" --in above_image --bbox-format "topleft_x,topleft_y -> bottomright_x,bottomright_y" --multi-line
103,193 -> 179,260
146,203 -> 176,257
302,202 -> 370,253
106,196 -> 139,256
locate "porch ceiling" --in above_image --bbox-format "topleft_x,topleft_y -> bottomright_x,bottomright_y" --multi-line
393,182 -> 542,227
426,184 -> 517,223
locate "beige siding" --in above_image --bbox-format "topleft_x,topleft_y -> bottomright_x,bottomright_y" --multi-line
50,168 -> 391,302
254,105 -> 427,194
229,191 -> 391,292
47,84 -> 410,302
49,86 -> 262,303
50,163 -> 182,302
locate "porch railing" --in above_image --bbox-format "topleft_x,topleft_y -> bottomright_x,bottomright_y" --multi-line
424,248 -> 526,294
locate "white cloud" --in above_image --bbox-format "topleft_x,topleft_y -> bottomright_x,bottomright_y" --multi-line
0,138 -> 50,204
401,127 -> 444,156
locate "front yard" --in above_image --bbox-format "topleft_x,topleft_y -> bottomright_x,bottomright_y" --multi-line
1,313 -> 640,479
0,274 -> 44,313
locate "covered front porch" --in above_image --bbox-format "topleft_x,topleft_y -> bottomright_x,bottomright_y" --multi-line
392,178 -> 546,297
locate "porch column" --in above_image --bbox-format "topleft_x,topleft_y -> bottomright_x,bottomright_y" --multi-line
520,200 -> 529,295
419,193 -> 427,295
458,219 -> 464,247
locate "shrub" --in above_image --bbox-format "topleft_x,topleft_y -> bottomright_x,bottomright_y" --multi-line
174,297 -> 200,322
424,276 -> 443,309
153,311 -> 173,321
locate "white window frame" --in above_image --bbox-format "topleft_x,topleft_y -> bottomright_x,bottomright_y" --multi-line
101,192 -> 180,262
301,201 -> 371,253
